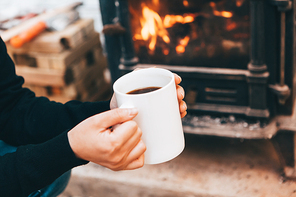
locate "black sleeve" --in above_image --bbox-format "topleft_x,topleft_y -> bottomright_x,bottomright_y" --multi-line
0,36 -> 110,146
0,36 -> 111,196
0,131 -> 88,196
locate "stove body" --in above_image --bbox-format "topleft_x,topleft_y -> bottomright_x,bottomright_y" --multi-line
99,0 -> 296,178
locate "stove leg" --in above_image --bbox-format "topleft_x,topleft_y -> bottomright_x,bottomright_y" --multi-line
271,131 -> 296,180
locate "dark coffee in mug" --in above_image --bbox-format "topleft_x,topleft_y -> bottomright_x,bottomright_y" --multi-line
127,87 -> 161,94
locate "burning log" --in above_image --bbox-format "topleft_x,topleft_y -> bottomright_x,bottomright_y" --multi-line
129,0 -> 250,68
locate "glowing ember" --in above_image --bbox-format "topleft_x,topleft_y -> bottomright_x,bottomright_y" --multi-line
236,0 -> 245,7
176,36 -> 190,54
163,48 -> 169,55
210,2 -> 233,18
226,20 -> 237,31
176,45 -> 185,54
152,0 -> 159,6
163,14 -> 195,28
183,0 -> 189,7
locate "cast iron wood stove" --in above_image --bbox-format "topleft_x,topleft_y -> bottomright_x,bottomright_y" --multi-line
99,0 -> 296,179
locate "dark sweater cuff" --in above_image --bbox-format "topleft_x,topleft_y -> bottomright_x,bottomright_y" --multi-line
16,130 -> 88,195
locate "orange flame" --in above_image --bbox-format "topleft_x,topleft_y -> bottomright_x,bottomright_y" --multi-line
133,5 -> 195,54
236,0 -> 245,7
133,5 -> 170,52
152,0 -> 159,6
176,36 -> 190,54
226,20 -> 237,31
163,14 -> 195,28
210,2 -> 233,18
163,48 -> 169,55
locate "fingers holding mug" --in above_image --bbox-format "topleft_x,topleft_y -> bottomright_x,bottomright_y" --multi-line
176,85 -> 185,101
174,74 -> 187,118
174,73 -> 182,85
180,100 -> 187,118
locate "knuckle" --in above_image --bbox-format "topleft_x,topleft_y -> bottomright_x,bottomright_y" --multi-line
108,139 -> 120,154
110,155 -> 124,166
107,140 -> 125,166
109,135 -> 119,146
139,160 -> 145,168
181,100 -> 187,111
178,86 -> 185,98
137,127 -> 142,135
101,143 -> 116,156
140,140 -> 147,152
128,120 -> 138,130
122,120 -> 139,133
137,155 -> 145,168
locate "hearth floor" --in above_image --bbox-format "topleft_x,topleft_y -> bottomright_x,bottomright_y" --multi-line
59,133 -> 296,197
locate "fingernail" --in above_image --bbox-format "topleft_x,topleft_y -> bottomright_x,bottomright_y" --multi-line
129,108 -> 138,116
183,102 -> 187,111
180,88 -> 185,98
177,75 -> 182,82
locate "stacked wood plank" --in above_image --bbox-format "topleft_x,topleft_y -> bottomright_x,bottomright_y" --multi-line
6,18 -> 112,103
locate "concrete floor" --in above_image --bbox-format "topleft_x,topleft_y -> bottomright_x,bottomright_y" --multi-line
59,133 -> 296,197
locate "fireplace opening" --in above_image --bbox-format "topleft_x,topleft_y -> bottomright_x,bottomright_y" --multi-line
100,0 -> 296,178
99,0 -> 295,123
129,0 -> 250,69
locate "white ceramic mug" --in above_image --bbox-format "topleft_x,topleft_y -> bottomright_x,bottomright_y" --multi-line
113,68 -> 185,164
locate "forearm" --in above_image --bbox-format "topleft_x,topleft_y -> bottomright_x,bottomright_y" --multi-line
0,34 -> 110,145
0,94 -> 110,146
0,131 -> 87,197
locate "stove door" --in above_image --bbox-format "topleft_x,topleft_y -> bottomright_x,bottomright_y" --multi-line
99,0 -> 294,119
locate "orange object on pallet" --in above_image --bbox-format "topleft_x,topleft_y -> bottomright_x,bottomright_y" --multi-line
10,21 -> 47,48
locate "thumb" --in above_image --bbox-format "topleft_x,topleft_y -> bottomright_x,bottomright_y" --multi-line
95,108 -> 138,129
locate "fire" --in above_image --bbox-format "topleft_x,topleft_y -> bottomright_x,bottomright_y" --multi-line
236,0 -> 245,7
220,11 -> 233,18
176,36 -> 190,54
152,0 -> 159,6
133,1 -> 236,55
163,48 -> 169,55
210,2 -> 233,18
133,4 -> 197,54
134,5 -> 170,52
163,14 -> 195,28
226,20 -> 237,31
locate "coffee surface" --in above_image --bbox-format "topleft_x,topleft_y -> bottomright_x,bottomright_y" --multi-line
127,87 -> 161,94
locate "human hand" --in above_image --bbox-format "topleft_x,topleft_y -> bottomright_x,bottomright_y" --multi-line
68,108 -> 146,171
174,73 -> 187,118
110,72 -> 187,118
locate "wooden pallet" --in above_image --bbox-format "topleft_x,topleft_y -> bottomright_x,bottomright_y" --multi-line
17,63 -> 111,103
15,66 -> 65,87
6,18 -> 95,54
7,17 -> 111,103
12,32 -> 101,70
14,33 -> 111,103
